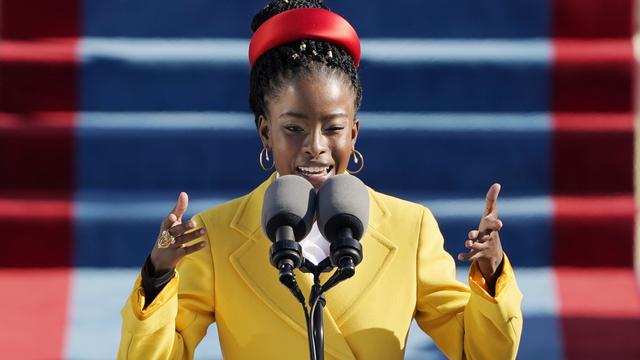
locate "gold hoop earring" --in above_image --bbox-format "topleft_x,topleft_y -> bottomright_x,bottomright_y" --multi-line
347,149 -> 364,174
259,147 -> 275,171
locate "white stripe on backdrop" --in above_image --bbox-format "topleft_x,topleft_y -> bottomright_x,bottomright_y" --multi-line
79,39 -> 550,64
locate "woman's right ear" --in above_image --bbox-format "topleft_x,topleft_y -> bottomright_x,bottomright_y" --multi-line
258,115 -> 270,146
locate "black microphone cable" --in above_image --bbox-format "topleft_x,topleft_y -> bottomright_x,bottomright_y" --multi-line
309,292 -> 323,360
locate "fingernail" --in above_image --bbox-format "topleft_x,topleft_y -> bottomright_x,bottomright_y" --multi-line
199,229 -> 205,235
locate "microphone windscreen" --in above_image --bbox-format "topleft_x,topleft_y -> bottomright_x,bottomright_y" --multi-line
317,174 -> 369,242
262,175 -> 317,242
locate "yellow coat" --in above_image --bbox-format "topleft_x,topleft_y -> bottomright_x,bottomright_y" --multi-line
118,174 -> 523,359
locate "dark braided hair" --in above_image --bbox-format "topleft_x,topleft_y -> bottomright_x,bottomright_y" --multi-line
249,0 -> 363,127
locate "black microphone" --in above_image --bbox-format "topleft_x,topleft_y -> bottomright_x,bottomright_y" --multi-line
317,174 -> 369,292
262,175 -> 317,302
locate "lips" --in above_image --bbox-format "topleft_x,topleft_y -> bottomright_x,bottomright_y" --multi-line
295,164 -> 334,188
296,165 -> 332,175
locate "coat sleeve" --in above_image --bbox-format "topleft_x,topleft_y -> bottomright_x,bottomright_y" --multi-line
414,207 -> 523,360
118,214 -> 215,360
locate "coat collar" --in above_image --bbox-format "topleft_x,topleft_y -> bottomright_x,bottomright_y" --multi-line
228,173 -> 396,360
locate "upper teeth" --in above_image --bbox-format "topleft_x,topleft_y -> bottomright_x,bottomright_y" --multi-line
299,166 -> 327,173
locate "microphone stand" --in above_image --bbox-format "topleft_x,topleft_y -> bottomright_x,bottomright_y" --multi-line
300,258 -> 331,360
300,257 -> 356,360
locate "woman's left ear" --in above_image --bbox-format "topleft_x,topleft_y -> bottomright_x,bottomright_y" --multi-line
258,115 -> 271,147
351,118 -> 360,145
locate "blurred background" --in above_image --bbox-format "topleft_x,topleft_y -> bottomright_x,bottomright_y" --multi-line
0,0 -> 638,359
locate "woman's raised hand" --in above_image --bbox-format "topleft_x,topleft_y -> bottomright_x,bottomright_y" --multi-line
457,183 -> 505,285
150,192 -> 207,272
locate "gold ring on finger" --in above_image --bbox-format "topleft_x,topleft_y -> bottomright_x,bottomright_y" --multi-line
157,230 -> 176,248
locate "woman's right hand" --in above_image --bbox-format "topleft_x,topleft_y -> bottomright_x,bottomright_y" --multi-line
150,192 -> 207,272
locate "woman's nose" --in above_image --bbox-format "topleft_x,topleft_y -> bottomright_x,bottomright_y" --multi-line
304,129 -> 328,157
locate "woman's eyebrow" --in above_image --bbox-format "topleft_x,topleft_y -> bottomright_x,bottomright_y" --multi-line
279,111 -> 307,119
321,113 -> 348,121
279,112 -> 349,121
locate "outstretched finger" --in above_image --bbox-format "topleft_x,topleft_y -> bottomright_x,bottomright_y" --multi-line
161,192 -> 189,231
171,192 -> 189,222
467,250 -> 489,262
458,249 -> 478,261
173,227 -> 207,245
483,183 -> 501,217
177,241 -> 207,256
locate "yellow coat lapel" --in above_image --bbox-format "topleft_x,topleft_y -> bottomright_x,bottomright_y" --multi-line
228,174 -> 396,359
323,190 -> 397,326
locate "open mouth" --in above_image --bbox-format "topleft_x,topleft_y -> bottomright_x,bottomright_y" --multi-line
295,165 -> 334,188
296,165 -> 333,176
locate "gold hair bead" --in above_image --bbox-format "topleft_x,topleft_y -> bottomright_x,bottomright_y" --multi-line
312,50 -> 318,56
300,42 -> 307,51
283,0 -> 289,3
327,50 -> 333,58
292,53 -> 300,59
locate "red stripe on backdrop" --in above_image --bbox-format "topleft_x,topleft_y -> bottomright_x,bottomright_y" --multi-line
0,0 -> 80,39
553,196 -> 635,267
0,39 -> 79,63
556,268 -> 640,359
552,113 -> 633,195
0,196 -> 73,267
0,113 -> 76,192
552,39 -> 634,113
553,0 -> 633,38
0,269 -> 72,359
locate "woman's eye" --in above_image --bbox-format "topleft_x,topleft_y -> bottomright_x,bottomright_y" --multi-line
284,125 -> 303,132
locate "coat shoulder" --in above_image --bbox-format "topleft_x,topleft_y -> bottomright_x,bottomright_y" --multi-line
195,194 -> 249,230
369,189 -> 429,220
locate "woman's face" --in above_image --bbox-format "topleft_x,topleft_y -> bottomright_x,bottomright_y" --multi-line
259,72 -> 359,189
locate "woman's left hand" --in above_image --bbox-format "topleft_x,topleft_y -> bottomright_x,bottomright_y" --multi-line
457,183 -> 505,291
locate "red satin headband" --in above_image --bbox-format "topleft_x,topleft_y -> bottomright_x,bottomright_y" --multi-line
249,8 -> 361,67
